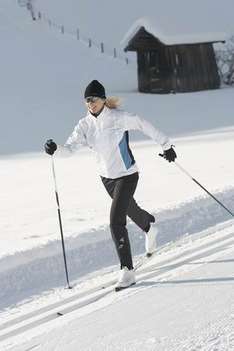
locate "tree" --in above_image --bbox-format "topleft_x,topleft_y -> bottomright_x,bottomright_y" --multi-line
215,36 -> 234,85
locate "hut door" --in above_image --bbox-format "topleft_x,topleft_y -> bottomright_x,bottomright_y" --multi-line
147,51 -> 171,93
148,51 -> 162,92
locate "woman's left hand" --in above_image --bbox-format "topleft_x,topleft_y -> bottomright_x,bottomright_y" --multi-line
163,146 -> 177,162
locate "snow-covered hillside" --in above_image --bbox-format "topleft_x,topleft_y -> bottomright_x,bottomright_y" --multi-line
0,1 -> 234,350
0,0 -> 136,155
1,0 -> 234,154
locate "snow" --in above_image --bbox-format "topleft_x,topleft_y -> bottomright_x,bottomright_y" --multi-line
0,0 -> 234,350
120,0 -> 234,46
121,17 -> 227,47
1,222 -> 234,350
1,120 -> 234,351
36,0 -> 234,48
1,0 -> 234,155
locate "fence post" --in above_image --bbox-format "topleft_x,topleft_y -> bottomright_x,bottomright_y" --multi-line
61,25 -> 64,34
125,57 -> 129,65
114,48 -> 117,58
88,39 -> 92,48
101,42 -> 104,53
38,11 -> 41,20
77,29 -> 80,40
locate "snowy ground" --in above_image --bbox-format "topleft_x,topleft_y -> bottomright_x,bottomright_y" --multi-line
1,220 -> 234,350
0,126 -> 234,350
1,0 -> 234,350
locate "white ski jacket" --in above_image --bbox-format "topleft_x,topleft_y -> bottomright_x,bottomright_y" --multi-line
63,106 -> 171,179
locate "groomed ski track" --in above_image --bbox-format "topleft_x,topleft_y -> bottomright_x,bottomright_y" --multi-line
0,219 -> 234,349
0,187 -> 233,311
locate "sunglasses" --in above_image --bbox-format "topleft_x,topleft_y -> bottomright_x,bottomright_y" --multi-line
85,96 -> 101,103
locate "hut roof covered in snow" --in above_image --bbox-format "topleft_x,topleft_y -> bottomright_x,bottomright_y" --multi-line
121,16 -> 227,48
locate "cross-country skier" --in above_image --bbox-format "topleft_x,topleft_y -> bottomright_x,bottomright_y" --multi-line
44,80 -> 177,290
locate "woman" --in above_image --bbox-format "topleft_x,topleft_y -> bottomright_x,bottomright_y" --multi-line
44,80 -> 177,291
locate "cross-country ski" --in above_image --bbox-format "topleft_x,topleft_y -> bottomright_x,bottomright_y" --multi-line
1,0 -> 234,350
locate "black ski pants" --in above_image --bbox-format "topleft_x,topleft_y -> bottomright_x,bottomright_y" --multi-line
101,172 -> 155,270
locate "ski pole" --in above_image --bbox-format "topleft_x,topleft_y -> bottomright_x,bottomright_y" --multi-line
51,156 -> 72,289
159,154 -> 234,218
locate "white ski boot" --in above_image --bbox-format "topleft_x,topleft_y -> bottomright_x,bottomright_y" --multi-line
115,267 -> 136,291
145,223 -> 158,257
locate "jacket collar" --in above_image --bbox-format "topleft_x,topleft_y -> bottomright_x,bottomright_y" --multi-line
87,105 -> 110,120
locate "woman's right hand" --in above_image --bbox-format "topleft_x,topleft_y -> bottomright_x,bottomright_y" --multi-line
44,139 -> 57,155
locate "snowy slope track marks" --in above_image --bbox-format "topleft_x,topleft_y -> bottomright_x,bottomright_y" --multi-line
0,221 -> 234,345
0,187 -> 233,311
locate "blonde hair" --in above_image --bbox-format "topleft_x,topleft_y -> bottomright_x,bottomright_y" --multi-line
105,96 -> 121,109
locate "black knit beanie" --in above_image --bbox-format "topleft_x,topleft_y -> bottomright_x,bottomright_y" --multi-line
84,80 -> 106,99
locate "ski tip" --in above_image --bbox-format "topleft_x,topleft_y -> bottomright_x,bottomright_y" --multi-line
115,282 -> 136,292
57,312 -> 63,317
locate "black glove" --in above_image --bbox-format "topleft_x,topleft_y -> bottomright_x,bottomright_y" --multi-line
163,146 -> 177,162
44,139 -> 57,155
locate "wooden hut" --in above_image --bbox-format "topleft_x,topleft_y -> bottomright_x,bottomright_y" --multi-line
123,19 -> 226,94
